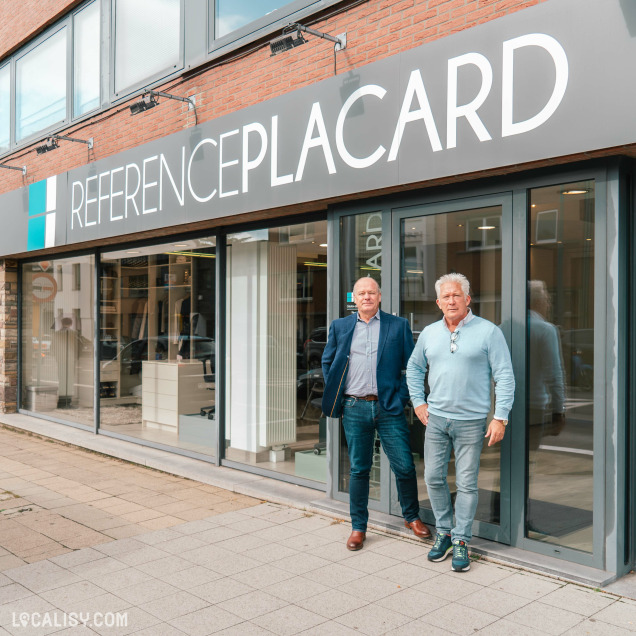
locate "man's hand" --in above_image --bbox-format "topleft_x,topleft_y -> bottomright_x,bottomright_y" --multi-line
414,404 -> 429,426
484,419 -> 506,446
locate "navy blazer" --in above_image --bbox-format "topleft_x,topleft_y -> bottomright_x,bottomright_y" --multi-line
321,310 -> 414,418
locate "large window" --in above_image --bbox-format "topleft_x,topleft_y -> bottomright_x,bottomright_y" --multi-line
99,237 -> 217,456
114,0 -> 182,94
21,257 -> 95,428
74,1 -> 100,117
225,221 -> 328,484
0,65 -> 9,152
526,180 -> 595,553
16,29 -> 67,142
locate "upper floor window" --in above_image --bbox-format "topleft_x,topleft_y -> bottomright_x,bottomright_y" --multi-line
114,0 -> 182,95
74,1 -> 101,117
215,0 -> 292,39
16,28 -> 67,142
0,65 -> 9,153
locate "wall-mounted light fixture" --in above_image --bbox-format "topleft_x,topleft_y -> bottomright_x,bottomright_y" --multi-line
36,134 -> 94,155
36,138 -> 58,155
270,23 -> 347,74
0,163 -> 26,176
130,90 -> 197,125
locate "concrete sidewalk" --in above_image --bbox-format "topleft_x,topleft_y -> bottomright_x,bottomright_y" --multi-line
1,424 -> 636,635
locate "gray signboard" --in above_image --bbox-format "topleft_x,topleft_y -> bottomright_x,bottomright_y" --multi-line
1,0 -> 635,254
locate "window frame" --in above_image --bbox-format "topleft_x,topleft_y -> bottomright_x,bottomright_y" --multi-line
110,0 -> 185,100
72,0 -> 102,119
14,23 -> 70,146
0,61 -> 11,153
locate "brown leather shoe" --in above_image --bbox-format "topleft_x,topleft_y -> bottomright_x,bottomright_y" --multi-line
346,531 -> 366,551
405,518 -> 431,539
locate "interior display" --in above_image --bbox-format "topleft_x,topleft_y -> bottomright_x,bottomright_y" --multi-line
99,238 -> 217,456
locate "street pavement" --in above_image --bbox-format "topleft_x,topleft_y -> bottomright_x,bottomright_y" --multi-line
1,425 -> 636,635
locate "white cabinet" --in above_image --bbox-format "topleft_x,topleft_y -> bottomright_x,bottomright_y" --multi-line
141,360 -> 212,430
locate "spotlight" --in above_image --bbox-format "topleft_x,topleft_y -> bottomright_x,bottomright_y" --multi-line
270,30 -> 307,56
36,138 -> 59,155
129,91 -> 197,124
129,93 -> 158,115
270,23 -> 346,57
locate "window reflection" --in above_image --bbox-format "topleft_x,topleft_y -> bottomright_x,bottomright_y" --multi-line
215,0 -> 291,39
74,1 -> 100,117
0,65 -> 9,152
21,258 -> 95,428
527,180 -> 595,553
16,29 -> 67,141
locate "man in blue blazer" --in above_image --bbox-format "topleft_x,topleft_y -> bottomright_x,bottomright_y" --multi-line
322,277 -> 431,550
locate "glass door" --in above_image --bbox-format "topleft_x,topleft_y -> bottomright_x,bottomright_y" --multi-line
391,194 -> 513,543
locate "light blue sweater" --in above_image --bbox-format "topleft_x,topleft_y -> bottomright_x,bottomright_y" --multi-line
406,315 -> 515,421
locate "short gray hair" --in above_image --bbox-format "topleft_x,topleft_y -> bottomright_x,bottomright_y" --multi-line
353,276 -> 381,295
435,273 -> 470,299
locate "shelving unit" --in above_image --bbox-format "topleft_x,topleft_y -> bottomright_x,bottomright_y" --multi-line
99,262 -> 121,401
99,254 -> 203,413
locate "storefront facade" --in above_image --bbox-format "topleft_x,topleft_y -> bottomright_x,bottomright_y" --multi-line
0,0 -> 634,583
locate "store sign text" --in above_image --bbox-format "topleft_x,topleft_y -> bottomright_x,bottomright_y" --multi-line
70,33 -> 567,231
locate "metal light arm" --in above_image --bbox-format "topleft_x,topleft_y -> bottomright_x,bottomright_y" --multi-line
52,134 -> 94,150
0,163 -> 26,176
291,24 -> 346,50
148,91 -> 198,125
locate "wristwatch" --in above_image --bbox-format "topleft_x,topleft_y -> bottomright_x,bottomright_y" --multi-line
495,419 -> 508,426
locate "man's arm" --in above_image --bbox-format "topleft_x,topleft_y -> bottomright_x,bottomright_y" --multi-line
406,335 -> 429,424
399,319 -> 415,405
484,326 -> 515,446
321,322 -> 338,382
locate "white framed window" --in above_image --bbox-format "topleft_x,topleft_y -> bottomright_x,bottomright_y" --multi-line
16,28 -> 68,142
74,1 -> 101,117
114,0 -> 182,95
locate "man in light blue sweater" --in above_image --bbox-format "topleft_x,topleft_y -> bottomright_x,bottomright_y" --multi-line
406,273 -> 514,572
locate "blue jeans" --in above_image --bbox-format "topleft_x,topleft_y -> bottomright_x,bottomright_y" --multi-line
424,413 -> 487,543
342,397 -> 420,532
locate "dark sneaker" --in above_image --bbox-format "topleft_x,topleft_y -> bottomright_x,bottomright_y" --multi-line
427,532 -> 452,562
451,539 -> 470,572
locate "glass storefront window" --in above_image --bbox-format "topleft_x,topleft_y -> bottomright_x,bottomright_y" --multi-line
225,221 -> 327,484
400,206 -> 503,525
215,0 -> 292,39
0,64 -> 9,152
99,237 -> 217,456
114,0 -> 181,94
74,1 -> 100,117
338,212 -> 383,499
21,257 -> 95,427
527,180 -> 595,553
16,29 -> 67,142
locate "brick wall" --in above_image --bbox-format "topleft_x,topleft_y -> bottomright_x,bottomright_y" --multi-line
0,0 -> 546,195
0,260 -> 18,413
0,0 -> 79,59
